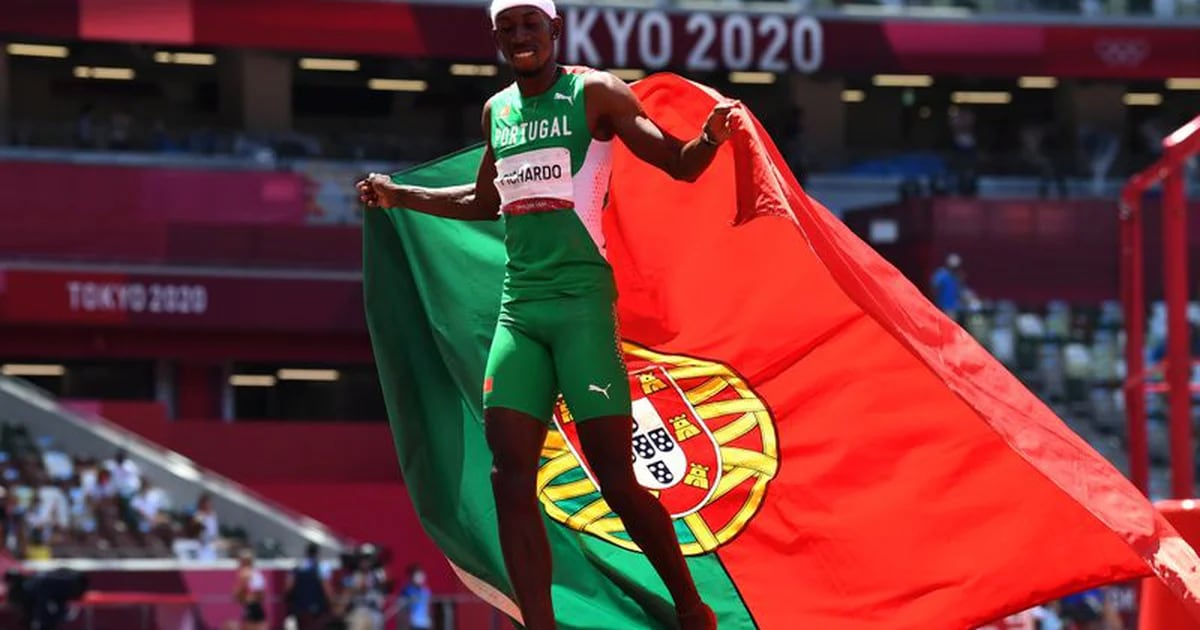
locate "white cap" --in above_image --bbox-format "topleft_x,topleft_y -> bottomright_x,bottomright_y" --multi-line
489,0 -> 557,26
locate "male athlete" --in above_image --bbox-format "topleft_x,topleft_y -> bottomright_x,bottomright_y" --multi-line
357,1 -> 732,627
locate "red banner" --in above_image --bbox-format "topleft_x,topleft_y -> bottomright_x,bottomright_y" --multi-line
0,268 -> 365,332
3,1 -> 1196,78
0,160 -> 308,225
556,8 -> 1200,78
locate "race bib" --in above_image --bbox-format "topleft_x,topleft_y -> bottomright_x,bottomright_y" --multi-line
494,147 -> 574,215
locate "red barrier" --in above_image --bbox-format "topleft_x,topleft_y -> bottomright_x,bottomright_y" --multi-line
79,591 -> 199,630
72,565 -> 291,630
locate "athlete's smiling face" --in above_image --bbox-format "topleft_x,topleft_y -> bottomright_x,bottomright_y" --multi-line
493,7 -> 560,77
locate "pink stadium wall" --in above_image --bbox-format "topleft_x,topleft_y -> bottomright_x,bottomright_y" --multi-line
83,406 -> 400,483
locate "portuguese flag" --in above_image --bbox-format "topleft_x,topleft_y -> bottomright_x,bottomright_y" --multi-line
364,74 -> 1200,629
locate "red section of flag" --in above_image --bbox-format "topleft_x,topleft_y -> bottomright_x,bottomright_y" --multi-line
606,74 -> 1200,628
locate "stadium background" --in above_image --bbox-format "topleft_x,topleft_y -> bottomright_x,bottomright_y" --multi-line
0,0 -> 1197,628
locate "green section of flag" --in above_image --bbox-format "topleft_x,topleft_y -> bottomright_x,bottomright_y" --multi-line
362,145 -> 757,629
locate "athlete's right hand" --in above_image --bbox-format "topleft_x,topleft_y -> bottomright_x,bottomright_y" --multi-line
356,173 -> 402,209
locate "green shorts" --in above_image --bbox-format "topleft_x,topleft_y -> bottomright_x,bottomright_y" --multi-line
483,295 -> 631,424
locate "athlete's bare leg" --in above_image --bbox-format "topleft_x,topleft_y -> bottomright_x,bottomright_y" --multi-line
577,416 -> 716,630
485,406 -> 556,630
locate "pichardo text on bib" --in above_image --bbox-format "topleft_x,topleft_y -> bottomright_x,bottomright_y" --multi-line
494,147 -> 575,215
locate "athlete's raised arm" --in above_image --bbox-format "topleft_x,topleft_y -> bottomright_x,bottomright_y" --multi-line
587,71 -> 735,183
355,102 -> 502,221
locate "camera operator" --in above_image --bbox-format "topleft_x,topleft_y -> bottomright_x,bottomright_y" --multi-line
286,542 -> 334,630
5,568 -> 87,630
342,545 -> 390,630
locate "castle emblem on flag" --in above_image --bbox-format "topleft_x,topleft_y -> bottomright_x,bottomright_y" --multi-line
537,341 -> 778,556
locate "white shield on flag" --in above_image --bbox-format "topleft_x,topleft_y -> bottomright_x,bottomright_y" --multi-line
539,341 -> 778,555
630,396 -> 690,491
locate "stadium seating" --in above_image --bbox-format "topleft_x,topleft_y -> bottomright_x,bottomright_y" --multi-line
1,422 -> 251,560
960,296 -> 1194,499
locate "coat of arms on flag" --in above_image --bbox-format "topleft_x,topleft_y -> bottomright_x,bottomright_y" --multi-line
539,341 -> 778,556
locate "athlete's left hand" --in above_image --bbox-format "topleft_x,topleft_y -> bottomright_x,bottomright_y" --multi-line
703,100 -> 738,145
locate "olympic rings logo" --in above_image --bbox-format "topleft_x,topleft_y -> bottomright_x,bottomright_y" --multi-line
1093,38 -> 1150,67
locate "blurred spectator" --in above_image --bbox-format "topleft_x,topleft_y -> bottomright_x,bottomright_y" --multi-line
74,104 -> 96,148
1030,601 -> 1064,630
0,486 -> 12,550
84,466 -> 117,503
1080,125 -> 1119,197
65,481 -> 94,535
104,450 -> 142,532
1060,588 -> 1104,627
1138,118 -> 1167,167
400,564 -> 433,630
1107,583 -> 1137,629
195,493 -> 220,560
35,485 -> 69,539
41,451 -> 72,483
24,495 -> 57,550
1021,123 -> 1068,199
948,106 -> 978,196
0,424 -> 252,561
129,482 -> 168,533
977,608 -> 1033,629
344,547 -> 389,630
1148,321 -> 1200,364
104,449 -> 141,498
4,488 -> 26,556
286,542 -> 334,630
151,120 -> 183,153
109,111 -> 133,151
233,133 -> 277,164
25,529 -> 52,561
930,253 -> 965,321
75,459 -> 98,492
230,549 -> 267,630
173,493 -> 221,561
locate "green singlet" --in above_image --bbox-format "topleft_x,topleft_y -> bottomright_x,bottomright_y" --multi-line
482,66 -> 632,424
